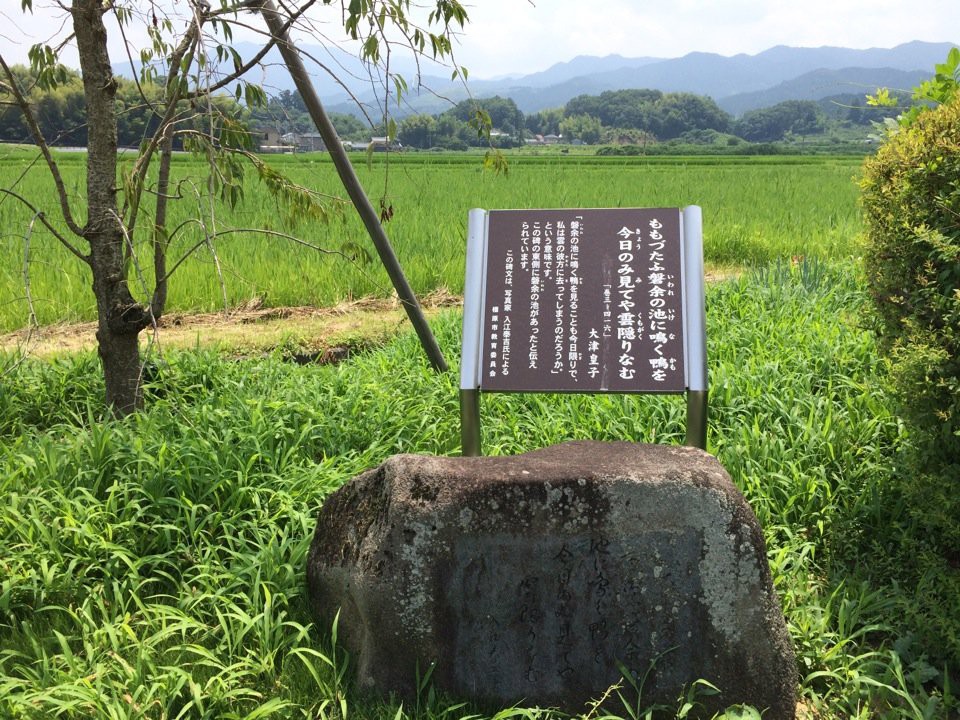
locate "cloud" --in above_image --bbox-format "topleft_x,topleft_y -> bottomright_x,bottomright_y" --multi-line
1,0 -> 957,78
453,0 -> 958,76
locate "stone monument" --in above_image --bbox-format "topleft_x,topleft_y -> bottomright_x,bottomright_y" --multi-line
306,441 -> 797,719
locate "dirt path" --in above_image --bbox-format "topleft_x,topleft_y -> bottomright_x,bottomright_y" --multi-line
0,291 -> 461,360
1,269 -> 737,361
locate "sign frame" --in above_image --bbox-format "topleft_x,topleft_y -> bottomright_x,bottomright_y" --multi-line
460,206 -> 707,455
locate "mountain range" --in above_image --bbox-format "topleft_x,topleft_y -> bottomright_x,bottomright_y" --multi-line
124,40 -> 958,118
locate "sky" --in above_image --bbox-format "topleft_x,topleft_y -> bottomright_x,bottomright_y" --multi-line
0,0 -> 958,79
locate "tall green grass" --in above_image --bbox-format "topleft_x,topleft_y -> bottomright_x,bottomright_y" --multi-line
0,149 -> 862,331
1,261 -> 953,718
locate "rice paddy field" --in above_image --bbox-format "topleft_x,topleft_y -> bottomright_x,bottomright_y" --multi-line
0,148 -> 863,330
2,148 -> 957,718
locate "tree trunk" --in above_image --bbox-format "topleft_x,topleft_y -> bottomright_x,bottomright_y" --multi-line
96,314 -> 143,415
73,0 -> 150,415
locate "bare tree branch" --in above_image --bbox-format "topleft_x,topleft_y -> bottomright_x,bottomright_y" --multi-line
113,208 -> 159,331
22,212 -> 41,329
0,326 -> 35,379
0,53 -> 84,237
116,17 -> 162,117
207,236 -> 230,313
113,205 -> 165,394
188,31 -> 279,97
114,225 -> 163,388
294,39 -> 379,127
175,1 -> 319,99
122,20 -> 202,237
151,126 -> 174,318
208,13 -> 378,127
0,189 -> 89,262
158,221 -> 379,288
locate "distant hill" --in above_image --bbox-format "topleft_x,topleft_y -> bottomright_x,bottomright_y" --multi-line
504,54 -> 662,88
718,67 -> 931,116
477,41 -> 958,115
357,40 -> 957,117
115,40 -> 958,119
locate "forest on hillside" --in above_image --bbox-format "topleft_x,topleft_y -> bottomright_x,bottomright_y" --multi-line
0,64 -> 903,152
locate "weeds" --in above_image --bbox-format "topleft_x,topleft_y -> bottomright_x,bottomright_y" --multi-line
0,262 -> 955,718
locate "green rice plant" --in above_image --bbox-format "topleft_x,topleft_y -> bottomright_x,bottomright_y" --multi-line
0,150 -> 864,331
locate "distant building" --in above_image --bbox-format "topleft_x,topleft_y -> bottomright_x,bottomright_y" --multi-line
299,132 -> 326,152
258,127 -> 282,146
368,136 -> 403,152
256,127 -> 292,153
524,133 -> 562,145
281,132 -> 327,152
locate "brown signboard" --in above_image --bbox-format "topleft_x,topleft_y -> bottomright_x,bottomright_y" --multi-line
480,208 -> 686,394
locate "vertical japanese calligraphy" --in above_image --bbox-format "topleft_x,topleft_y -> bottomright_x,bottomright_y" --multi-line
482,209 -> 685,393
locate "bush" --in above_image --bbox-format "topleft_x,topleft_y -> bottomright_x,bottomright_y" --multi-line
860,96 -> 960,573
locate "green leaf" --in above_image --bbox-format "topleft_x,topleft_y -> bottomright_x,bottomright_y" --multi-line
362,36 -> 380,62
241,82 -> 267,110
482,149 -> 509,176
866,88 -> 897,108
392,74 -> 408,105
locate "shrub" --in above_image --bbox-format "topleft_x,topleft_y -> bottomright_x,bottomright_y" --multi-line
860,96 -> 960,561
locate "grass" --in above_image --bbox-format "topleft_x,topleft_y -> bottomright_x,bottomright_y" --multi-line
0,148 -> 862,331
1,260 -> 956,718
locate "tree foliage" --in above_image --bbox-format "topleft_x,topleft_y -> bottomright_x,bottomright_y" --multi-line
564,88 -> 730,140
1,0 -> 470,414
248,89 -> 370,140
566,88 -> 663,129
656,92 -> 731,138
860,62 -> 960,600
868,47 -> 960,129
397,112 -> 437,148
9,68 -> 892,157
525,107 -> 563,136
443,95 -> 523,143
558,113 -> 601,144
0,63 -> 254,148
861,94 -> 960,465
734,100 -> 826,142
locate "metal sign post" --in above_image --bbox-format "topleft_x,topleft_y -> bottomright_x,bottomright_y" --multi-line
681,206 -> 708,449
460,208 -> 488,457
461,206 -> 707,456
